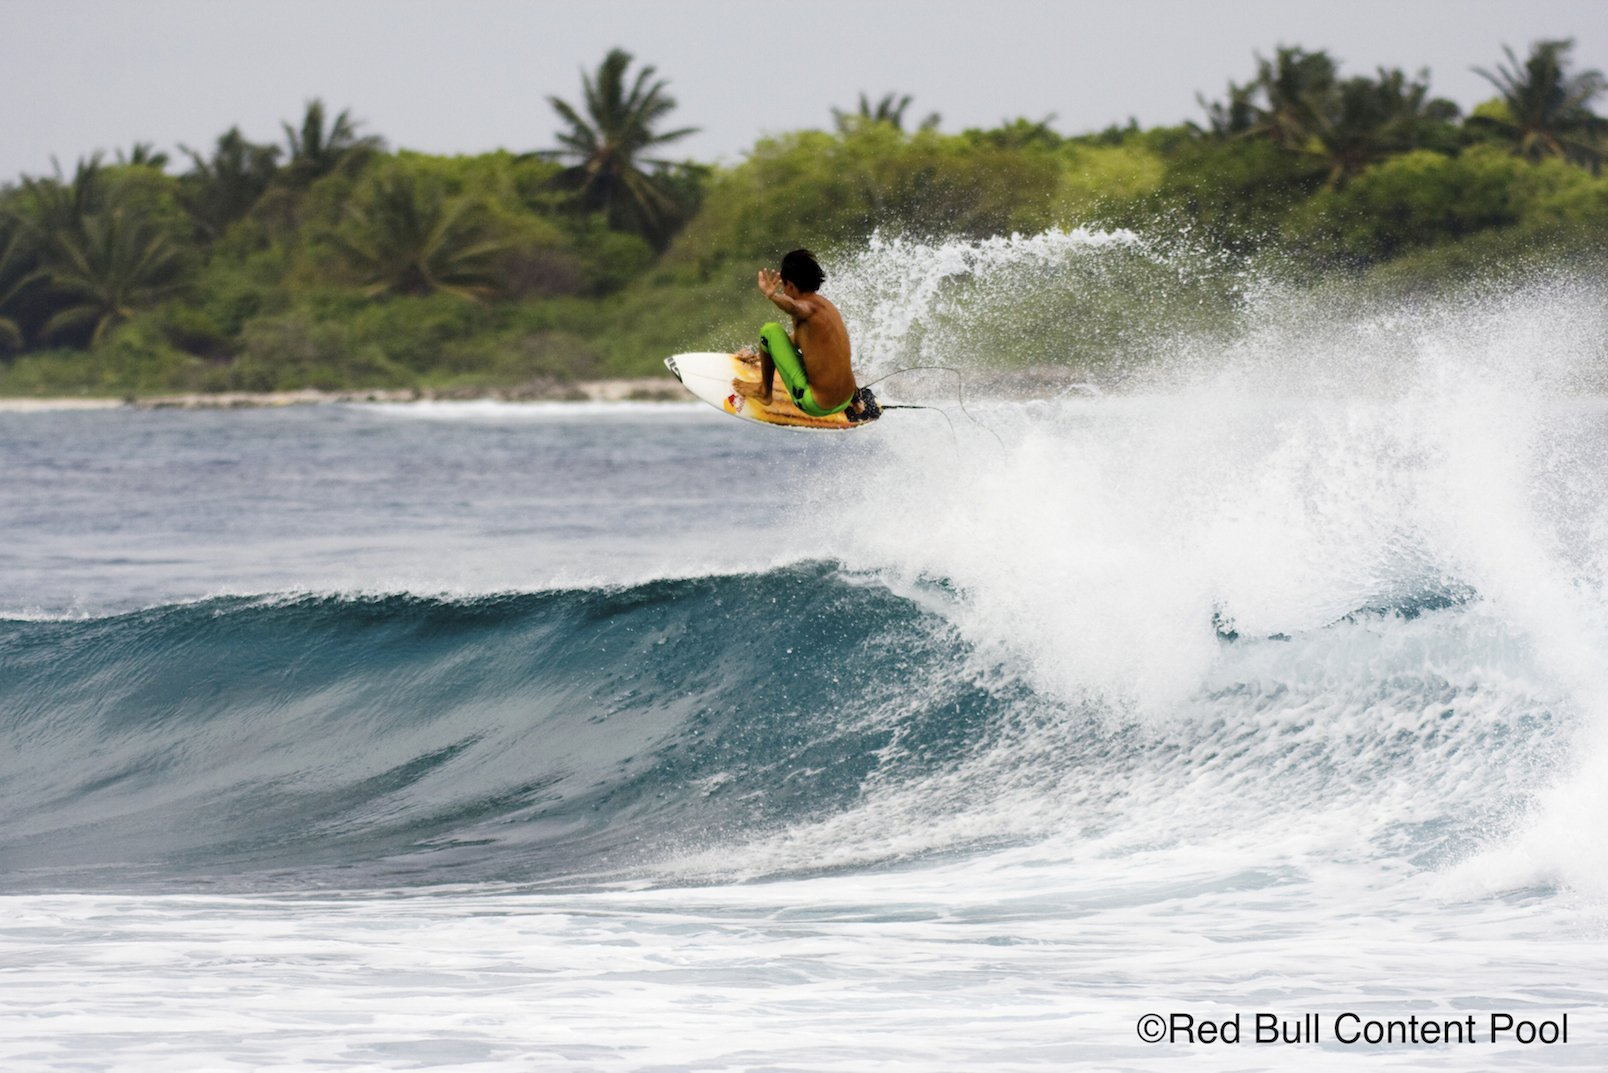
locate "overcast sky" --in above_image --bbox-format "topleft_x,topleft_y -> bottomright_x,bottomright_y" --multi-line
3,0 -> 1604,180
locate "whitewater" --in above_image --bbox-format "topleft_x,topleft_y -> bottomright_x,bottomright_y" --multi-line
4,231 -> 1607,1070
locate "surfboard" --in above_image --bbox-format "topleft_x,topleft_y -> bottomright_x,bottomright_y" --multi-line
664,352 -> 879,430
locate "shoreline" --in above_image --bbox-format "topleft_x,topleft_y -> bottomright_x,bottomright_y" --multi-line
0,368 -> 1113,412
0,377 -> 689,412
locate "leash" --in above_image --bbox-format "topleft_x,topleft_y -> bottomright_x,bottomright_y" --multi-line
865,365 -> 1005,448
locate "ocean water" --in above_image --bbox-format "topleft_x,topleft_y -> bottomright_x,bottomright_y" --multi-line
5,233 -> 1608,1070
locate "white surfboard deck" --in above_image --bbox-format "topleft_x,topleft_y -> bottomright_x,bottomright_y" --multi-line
664,352 -> 877,431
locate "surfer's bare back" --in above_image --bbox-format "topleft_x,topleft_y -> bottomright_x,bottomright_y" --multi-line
733,249 -> 862,417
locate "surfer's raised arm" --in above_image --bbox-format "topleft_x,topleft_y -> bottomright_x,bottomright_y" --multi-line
758,268 -> 812,320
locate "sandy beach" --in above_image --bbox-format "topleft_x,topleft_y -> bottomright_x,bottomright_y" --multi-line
0,397 -> 127,412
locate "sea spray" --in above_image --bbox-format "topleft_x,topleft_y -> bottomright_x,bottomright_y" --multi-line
796,233 -> 1608,892
827,227 -> 1246,385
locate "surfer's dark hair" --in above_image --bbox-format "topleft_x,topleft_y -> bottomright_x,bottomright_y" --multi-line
780,249 -> 826,293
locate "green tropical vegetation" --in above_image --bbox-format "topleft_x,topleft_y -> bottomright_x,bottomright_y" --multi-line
0,39 -> 1603,398
329,170 -> 508,301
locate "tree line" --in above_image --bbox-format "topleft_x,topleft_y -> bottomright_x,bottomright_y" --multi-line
0,39 -> 1602,394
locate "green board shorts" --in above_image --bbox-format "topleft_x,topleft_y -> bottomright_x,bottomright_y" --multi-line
757,322 -> 853,418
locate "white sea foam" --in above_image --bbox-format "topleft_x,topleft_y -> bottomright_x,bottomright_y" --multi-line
742,236 -> 1608,907
5,876 -> 1604,1072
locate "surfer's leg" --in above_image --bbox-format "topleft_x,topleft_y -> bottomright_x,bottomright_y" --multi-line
758,349 -> 776,400
758,322 -> 809,401
757,322 -> 852,417
731,347 -> 778,401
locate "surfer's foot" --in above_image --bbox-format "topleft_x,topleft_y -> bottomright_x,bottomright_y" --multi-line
731,378 -> 767,400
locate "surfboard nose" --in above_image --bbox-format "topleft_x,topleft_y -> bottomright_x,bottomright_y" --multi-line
664,356 -> 683,382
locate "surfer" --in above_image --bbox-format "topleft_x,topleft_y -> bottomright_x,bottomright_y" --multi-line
733,249 -> 878,421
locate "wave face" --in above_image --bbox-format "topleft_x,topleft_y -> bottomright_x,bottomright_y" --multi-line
0,567 -> 1011,890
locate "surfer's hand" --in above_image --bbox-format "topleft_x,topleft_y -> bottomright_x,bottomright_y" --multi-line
758,269 -> 781,296
735,346 -> 760,365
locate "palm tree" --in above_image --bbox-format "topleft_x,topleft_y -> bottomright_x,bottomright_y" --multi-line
22,156 -> 108,237
1195,48 -> 1337,146
1473,39 -> 1606,168
1196,50 -> 1459,183
1248,47 -> 1339,148
16,161 -> 185,346
1195,82 -> 1258,138
1306,69 -> 1459,184
115,143 -> 170,170
545,48 -> 699,244
330,171 -> 507,301
179,127 -> 282,239
281,99 -> 384,187
832,92 -> 941,133
0,221 -> 35,352
34,205 -> 185,345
